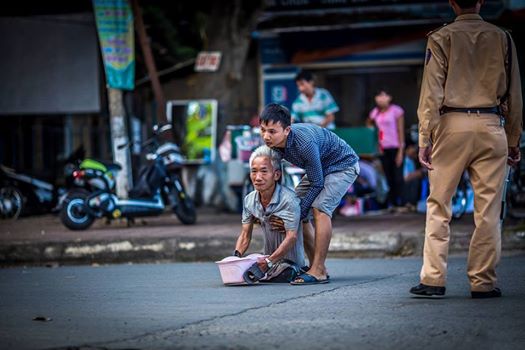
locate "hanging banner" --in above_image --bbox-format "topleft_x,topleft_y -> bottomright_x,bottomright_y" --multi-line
93,0 -> 135,90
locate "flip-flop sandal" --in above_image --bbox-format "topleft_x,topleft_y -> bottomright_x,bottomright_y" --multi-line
302,266 -> 330,280
290,273 -> 329,285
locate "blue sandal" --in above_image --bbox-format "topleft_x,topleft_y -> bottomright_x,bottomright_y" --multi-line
302,266 -> 330,280
290,273 -> 329,285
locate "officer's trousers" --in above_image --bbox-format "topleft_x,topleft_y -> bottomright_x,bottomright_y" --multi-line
420,112 -> 508,292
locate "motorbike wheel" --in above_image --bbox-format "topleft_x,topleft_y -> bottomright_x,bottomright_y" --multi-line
0,186 -> 23,220
60,190 -> 94,230
170,187 -> 197,225
451,188 -> 467,220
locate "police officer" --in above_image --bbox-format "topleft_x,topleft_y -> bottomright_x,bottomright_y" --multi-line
410,0 -> 522,298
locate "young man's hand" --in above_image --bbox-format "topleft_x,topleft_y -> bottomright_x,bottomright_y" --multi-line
269,215 -> 286,234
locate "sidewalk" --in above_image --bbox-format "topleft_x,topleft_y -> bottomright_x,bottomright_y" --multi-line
1,208 -> 524,266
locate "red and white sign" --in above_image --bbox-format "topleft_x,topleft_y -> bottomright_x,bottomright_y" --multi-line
194,51 -> 222,72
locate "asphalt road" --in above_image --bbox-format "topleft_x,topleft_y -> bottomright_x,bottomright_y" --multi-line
1,255 -> 524,350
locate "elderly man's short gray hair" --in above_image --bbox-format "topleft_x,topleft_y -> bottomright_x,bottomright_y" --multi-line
249,145 -> 282,171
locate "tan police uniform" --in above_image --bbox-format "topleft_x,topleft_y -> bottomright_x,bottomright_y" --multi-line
417,14 -> 522,292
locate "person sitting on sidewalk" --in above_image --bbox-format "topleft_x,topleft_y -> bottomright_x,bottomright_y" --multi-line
234,145 -> 306,283
260,103 -> 360,285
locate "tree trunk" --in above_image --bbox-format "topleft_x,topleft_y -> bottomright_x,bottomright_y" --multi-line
187,0 -> 264,128
131,0 -> 167,125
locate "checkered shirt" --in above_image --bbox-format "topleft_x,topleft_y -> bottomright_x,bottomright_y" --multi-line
274,123 -> 358,219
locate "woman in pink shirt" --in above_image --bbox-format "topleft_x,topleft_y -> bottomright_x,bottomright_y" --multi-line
367,89 -> 406,208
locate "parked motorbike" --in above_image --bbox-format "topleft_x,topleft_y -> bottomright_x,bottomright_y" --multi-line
59,124 -> 196,230
0,164 -> 63,219
0,145 -> 92,219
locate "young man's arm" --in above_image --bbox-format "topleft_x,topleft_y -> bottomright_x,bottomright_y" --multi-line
235,223 -> 254,256
299,143 -> 325,219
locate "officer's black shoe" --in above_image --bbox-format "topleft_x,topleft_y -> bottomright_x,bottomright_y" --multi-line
471,288 -> 502,299
410,283 -> 446,297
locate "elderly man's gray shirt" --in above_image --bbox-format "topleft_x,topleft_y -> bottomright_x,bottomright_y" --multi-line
242,184 -> 305,267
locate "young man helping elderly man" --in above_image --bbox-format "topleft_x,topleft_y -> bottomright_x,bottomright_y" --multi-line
234,145 -> 306,283
235,103 -> 359,285
260,103 -> 359,285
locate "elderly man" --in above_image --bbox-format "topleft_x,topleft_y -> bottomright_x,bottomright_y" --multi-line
234,145 -> 306,282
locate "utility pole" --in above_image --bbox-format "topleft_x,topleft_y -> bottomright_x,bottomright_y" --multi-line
108,88 -> 132,198
93,0 -> 136,198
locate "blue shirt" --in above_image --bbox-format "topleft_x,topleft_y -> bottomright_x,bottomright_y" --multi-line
242,184 -> 305,267
274,123 -> 359,219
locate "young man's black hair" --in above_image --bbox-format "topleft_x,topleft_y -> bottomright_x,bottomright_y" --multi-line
294,70 -> 314,82
260,103 -> 292,128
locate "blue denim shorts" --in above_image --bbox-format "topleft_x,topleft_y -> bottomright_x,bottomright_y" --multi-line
295,162 -> 360,218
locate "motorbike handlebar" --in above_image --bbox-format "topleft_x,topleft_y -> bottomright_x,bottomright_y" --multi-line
153,123 -> 172,134
117,124 -> 174,151
117,141 -> 133,150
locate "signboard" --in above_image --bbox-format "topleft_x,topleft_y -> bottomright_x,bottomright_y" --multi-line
194,52 -> 222,72
262,68 -> 299,111
93,0 -> 135,90
0,16 -> 101,114
166,100 -> 218,164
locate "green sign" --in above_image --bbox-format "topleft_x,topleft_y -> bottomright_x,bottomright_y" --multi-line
167,100 -> 218,164
93,0 -> 135,90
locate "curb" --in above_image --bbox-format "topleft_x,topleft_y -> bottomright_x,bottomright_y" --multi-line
2,229 -> 524,267
0,236 -> 262,266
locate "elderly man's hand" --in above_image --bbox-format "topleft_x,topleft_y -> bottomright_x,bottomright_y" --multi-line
256,257 -> 269,272
269,215 -> 286,234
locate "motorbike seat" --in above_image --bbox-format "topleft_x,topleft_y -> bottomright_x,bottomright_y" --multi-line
98,161 -> 122,172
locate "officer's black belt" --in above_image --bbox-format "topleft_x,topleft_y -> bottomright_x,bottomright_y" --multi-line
440,106 -> 500,115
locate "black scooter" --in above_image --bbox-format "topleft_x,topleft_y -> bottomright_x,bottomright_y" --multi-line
59,124 -> 196,230
0,164 -> 65,219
